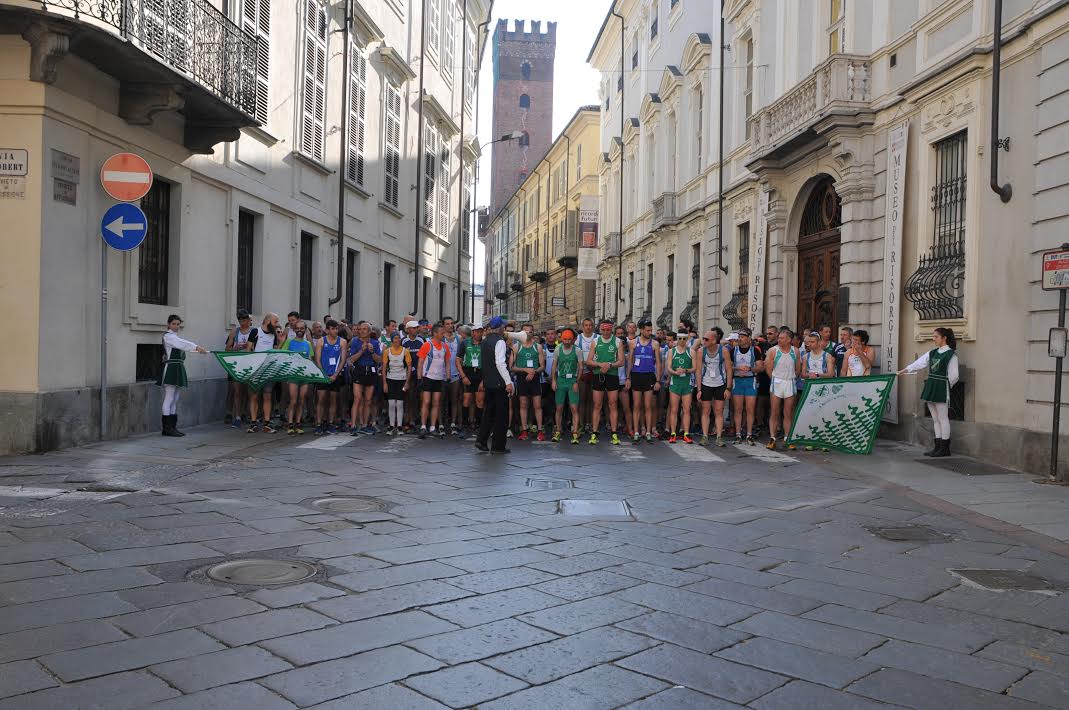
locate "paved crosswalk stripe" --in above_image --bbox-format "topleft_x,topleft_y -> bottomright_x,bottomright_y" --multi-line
665,443 -> 725,463
297,434 -> 355,450
733,443 -> 797,463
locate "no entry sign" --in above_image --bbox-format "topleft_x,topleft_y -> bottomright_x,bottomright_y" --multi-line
100,152 -> 153,202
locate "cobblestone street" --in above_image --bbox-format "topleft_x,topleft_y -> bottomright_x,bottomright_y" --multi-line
2,428 -> 1069,709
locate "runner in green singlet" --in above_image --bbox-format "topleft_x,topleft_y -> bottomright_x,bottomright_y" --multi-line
666,333 -> 695,443
551,329 -> 582,444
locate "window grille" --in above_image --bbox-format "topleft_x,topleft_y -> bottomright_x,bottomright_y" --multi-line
139,181 -> 171,305
236,210 -> 254,313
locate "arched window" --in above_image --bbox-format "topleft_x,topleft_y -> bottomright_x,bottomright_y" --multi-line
519,94 -> 530,109
521,62 -> 532,80
519,131 -> 530,146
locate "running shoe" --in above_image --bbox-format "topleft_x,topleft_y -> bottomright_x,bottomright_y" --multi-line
517,430 -> 529,441
589,433 -> 599,445
418,426 -> 427,439
804,445 -> 814,452
247,422 -> 260,433
669,433 -> 678,444
350,428 -> 360,437
313,424 -> 323,435
645,433 -> 654,443
262,423 -> 276,434
507,429 -> 514,438
295,424 -> 305,435
552,431 -> 562,443
699,435 -> 709,446
716,436 -> 725,447
682,434 -> 694,444
363,425 -> 375,434
611,433 -> 621,445
787,443 -> 797,451
438,429 -> 445,439
287,424 -> 295,435
536,431 -> 546,442
766,438 -> 777,450
632,433 -> 640,443
231,417 -> 242,429
746,435 -> 756,446
571,432 -> 581,445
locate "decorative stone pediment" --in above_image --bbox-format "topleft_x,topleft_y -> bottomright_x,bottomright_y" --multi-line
658,65 -> 683,101
681,33 -> 712,74
623,117 -> 640,145
921,85 -> 975,135
374,44 -> 417,83
639,93 -> 662,123
423,90 -> 460,136
352,3 -> 385,47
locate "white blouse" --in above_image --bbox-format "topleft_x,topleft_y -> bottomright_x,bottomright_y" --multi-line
903,345 -> 959,386
163,331 -> 199,359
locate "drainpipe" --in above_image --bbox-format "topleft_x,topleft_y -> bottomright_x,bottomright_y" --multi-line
612,4 -> 624,322
329,0 -> 352,310
989,0 -> 1012,203
413,0 -> 429,313
472,9 -> 493,321
716,0 -> 728,273
455,0 -> 468,320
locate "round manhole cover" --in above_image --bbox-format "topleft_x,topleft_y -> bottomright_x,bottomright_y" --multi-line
205,559 -> 317,585
312,496 -> 389,513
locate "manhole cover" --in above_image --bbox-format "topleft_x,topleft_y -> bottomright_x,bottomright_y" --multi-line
950,569 -> 1056,593
558,499 -> 632,518
866,525 -> 953,543
915,458 -> 1017,476
311,496 -> 389,513
526,478 -> 575,490
205,558 -> 317,586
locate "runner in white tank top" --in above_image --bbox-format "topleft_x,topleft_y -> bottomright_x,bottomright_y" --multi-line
764,329 -> 801,450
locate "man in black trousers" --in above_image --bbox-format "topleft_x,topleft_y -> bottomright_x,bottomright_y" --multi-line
475,317 -> 514,454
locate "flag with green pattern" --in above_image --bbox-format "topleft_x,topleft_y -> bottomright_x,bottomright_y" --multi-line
787,375 -> 896,455
213,351 -> 330,392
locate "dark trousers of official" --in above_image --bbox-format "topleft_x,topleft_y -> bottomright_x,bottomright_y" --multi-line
478,387 -> 509,451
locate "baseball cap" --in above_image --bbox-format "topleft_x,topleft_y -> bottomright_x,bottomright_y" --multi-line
726,332 -> 740,342
405,320 -> 419,329
471,323 -> 484,331
487,316 -> 505,329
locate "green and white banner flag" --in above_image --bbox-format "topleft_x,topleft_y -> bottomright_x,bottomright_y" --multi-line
787,375 -> 896,455
213,351 -> 329,392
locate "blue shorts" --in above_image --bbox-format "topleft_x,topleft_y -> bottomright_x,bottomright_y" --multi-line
733,377 -> 757,397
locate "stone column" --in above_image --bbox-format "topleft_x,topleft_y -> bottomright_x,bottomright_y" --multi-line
763,187 -> 788,329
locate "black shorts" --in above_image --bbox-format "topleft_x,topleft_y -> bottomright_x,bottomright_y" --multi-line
516,377 -> 542,397
352,367 -> 377,387
318,376 -> 342,393
386,379 -> 406,400
701,384 -> 728,402
463,368 -> 483,393
591,373 -> 621,392
630,371 -> 656,392
757,374 -> 771,396
420,378 -> 444,393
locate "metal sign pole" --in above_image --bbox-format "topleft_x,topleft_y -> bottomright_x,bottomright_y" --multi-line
100,241 -> 108,440
1054,287 -> 1066,482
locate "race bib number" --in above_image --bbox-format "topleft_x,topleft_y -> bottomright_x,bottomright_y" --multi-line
526,360 -> 534,368
565,373 -> 574,379
328,358 -> 337,366
471,357 -> 480,367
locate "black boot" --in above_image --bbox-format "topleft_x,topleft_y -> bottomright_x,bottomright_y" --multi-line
923,438 -> 940,457
170,414 -> 186,437
932,438 -> 951,457
162,415 -> 180,437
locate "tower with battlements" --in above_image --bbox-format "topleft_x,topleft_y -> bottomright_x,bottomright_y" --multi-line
490,19 -> 556,219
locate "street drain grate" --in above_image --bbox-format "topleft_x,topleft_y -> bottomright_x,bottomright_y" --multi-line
526,478 -> 575,490
915,458 -> 1017,476
557,499 -> 633,518
866,525 -> 953,543
310,496 -> 390,513
949,569 -> 1057,593
205,558 -> 317,586
75,484 -> 138,493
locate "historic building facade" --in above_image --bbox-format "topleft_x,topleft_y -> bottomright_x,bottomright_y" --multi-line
0,0 -> 490,453
482,106 -> 600,329
590,0 -> 1069,473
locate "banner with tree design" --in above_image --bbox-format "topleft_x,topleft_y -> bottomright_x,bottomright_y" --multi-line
213,351 -> 329,392
787,375 -> 896,455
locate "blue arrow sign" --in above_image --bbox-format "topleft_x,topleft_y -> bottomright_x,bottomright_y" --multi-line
100,202 -> 148,251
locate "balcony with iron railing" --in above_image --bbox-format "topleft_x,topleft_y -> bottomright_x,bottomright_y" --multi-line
508,270 -> 523,292
747,54 -> 872,163
652,192 -> 679,231
3,0 -> 259,152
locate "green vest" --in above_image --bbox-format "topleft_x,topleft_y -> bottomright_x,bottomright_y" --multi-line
555,347 -> 579,380
593,336 -> 618,364
670,348 -> 693,386
920,348 -> 956,403
462,338 -> 482,368
516,344 -> 539,369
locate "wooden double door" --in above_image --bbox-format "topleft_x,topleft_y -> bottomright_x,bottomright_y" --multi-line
797,231 -> 841,335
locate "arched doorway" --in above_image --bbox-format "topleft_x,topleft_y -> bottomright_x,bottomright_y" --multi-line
796,177 -> 842,334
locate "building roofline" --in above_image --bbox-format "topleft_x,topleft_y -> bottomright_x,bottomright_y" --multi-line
586,0 -> 618,64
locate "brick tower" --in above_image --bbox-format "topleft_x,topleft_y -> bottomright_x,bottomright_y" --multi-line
490,19 -> 556,218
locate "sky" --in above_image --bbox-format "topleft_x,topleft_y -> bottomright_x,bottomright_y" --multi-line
471,0 -> 607,283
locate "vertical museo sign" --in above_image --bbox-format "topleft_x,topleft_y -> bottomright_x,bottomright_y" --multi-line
747,190 -> 769,332
577,195 -> 600,280
882,122 -> 908,423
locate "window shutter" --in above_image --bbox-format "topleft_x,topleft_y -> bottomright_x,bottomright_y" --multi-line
464,24 -> 475,109
438,144 -> 450,239
428,0 -> 441,59
423,125 -> 438,229
441,0 -> 454,82
300,0 -> 327,162
242,0 -> 270,124
347,49 -> 367,186
384,83 -> 401,207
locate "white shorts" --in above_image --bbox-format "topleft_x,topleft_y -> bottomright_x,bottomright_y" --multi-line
771,377 -> 797,399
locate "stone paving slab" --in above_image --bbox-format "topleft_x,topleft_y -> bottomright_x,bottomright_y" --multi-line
149,682 -> 298,710
150,646 -> 293,693
483,625 -> 657,684
403,661 -> 530,707
405,618 -> 560,665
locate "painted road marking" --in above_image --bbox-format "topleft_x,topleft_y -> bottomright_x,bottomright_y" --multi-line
297,434 -> 355,450
665,443 -> 726,463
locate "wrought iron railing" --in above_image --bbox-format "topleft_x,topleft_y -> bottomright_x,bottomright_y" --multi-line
678,298 -> 698,326
903,240 -> 965,320
37,0 -> 257,116
722,286 -> 747,331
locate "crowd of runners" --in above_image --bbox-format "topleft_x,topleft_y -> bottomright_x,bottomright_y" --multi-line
215,310 -> 888,452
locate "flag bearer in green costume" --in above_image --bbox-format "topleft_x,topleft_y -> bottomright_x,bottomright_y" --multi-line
158,314 -> 208,437
899,327 -> 959,458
